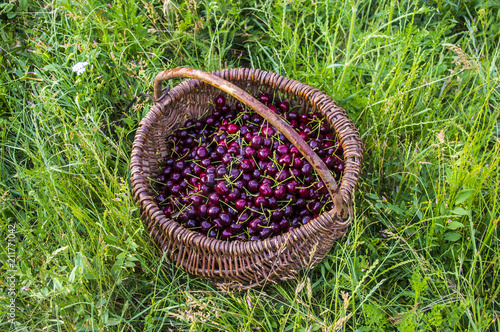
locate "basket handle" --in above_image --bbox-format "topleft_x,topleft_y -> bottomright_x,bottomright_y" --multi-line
154,68 -> 348,220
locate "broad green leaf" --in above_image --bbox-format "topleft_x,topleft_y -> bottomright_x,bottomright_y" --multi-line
444,232 -> 462,242
68,266 -> 78,283
439,202 -> 446,215
451,207 -> 469,215
365,193 -> 379,200
387,203 -> 405,214
447,221 -> 464,230
454,189 -> 475,205
43,64 -> 61,72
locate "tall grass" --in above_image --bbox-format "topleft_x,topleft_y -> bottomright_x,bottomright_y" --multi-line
1,0 -> 499,330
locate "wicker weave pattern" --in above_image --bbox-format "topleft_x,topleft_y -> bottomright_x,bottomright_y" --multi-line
131,68 -> 362,290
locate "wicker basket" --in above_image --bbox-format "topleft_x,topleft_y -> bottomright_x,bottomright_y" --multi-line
130,68 -> 362,290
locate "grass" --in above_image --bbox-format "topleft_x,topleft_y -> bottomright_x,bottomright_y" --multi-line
0,0 -> 499,330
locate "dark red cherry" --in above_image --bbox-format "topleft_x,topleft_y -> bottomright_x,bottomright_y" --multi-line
228,188 -> 241,201
185,219 -> 197,229
262,126 -> 275,137
177,212 -> 189,223
235,199 -> 247,211
286,111 -> 298,121
240,159 -> 254,172
251,135 -> 263,149
276,144 -> 289,155
244,146 -> 255,158
227,123 -> 239,134
177,130 -> 188,139
215,181 -> 230,195
248,180 -> 259,193
201,221 -> 212,233
298,187 -> 311,198
274,185 -> 286,199
234,180 -> 245,190
301,163 -> 312,175
260,228 -> 272,239
179,180 -> 189,191
271,210 -> 284,221
265,163 -> 277,175
173,160 -> 185,171
302,216 -> 312,225
208,206 -> 221,218
170,172 -> 182,183
267,196 -> 278,208
156,194 -> 166,204
198,204 -> 208,217
181,167 -> 193,178
162,166 -> 173,176
208,192 -> 220,205
309,139 -> 320,150
276,170 -> 289,182
162,205 -> 173,217
278,219 -> 289,230
201,173 -> 216,187
290,168 -> 302,178
230,223 -> 244,234
219,213 -> 232,226
333,141 -> 343,152
257,148 -> 271,160
170,184 -> 181,196
259,183 -> 273,197
192,164 -> 203,176
242,173 -> 252,182
221,153 -> 232,164
324,155 -> 335,167
237,211 -> 251,223
229,168 -> 241,180
268,105 -> 279,113
221,228 -> 232,240
263,138 -> 272,148
308,201 -> 322,214
227,146 -> 239,155
278,154 -> 292,167
227,207 -> 238,217
200,158 -> 211,167
215,165 -> 227,178
216,145 -> 227,155
296,198 -> 307,207
240,125 -> 249,135
279,101 -> 290,113
254,195 -> 267,207
315,181 -> 329,194
215,95 -> 225,107
282,205 -> 293,217
244,132 -> 253,143
249,218 -> 263,231
286,180 -> 298,193
259,93 -> 271,104
190,195 -> 203,206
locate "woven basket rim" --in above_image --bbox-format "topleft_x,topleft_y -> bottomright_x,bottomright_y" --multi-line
131,67 -> 362,255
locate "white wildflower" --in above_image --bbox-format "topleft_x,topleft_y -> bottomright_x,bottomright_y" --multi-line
72,62 -> 89,76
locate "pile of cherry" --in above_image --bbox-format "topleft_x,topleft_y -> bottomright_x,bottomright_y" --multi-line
154,93 -> 345,241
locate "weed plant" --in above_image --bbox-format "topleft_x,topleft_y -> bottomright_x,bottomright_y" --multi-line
0,0 -> 499,330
